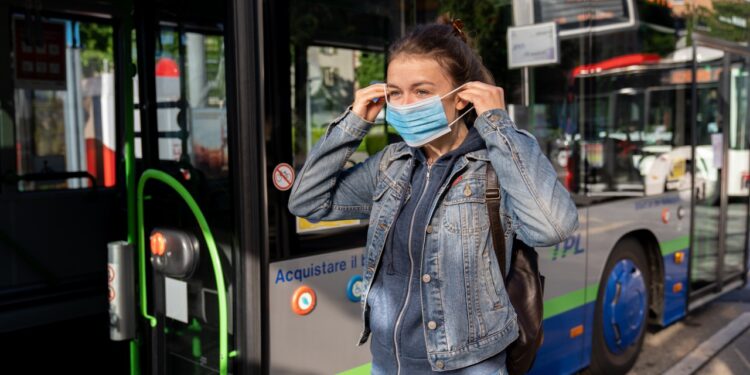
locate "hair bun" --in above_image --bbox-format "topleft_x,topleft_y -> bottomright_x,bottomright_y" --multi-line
436,14 -> 468,43
451,18 -> 467,43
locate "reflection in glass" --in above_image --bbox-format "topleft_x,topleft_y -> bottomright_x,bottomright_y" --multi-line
724,58 -> 749,278
12,18 -> 116,190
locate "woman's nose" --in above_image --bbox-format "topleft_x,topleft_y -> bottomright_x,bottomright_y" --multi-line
401,93 -> 419,105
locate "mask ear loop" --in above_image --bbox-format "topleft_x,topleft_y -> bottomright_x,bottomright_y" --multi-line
444,83 -> 473,127
440,83 -> 469,100
448,104 -> 474,127
383,84 -> 391,106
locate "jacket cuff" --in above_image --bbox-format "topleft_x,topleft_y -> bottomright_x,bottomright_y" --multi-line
327,106 -> 374,139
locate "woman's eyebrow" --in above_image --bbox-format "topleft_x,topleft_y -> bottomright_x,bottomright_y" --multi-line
386,81 -> 435,89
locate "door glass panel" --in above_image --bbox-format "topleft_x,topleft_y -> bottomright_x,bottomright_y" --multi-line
300,46 -> 388,166
152,27 -> 228,175
724,54 -> 749,277
691,54 -> 725,290
12,17 -> 116,190
146,24 -> 232,374
291,46 -> 390,234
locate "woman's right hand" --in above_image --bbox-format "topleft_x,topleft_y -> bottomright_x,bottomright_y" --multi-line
351,83 -> 386,123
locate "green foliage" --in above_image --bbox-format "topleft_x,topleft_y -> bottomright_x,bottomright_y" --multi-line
356,52 -> 385,89
689,0 -> 750,44
435,0 -> 518,90
642,29 -> 676,56
78,23 -> 114,76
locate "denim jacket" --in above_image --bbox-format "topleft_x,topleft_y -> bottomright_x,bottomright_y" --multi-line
288,107 -> 579,372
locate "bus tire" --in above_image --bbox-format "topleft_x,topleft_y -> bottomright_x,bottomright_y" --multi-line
589,237 -> 650,375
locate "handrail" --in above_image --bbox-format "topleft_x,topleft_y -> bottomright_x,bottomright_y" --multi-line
136,169 -> 229,375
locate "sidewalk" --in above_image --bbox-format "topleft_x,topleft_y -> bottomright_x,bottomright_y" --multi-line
660,277 -> 750,375
695,282 -> 750,375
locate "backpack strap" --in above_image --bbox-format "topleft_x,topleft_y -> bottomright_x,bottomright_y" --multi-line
486,164 -> 507,280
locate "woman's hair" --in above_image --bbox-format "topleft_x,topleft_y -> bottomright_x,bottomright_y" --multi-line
388,15 -> 495,127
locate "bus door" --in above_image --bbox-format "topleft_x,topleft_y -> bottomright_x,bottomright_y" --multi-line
263,0 -> 401,373
131,1 -> 238,373
689,34 -> 750,307
0,8 -> 122,334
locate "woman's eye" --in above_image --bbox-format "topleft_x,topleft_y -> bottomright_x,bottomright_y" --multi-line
416,89 -> 429,96
389,91 -> 401,98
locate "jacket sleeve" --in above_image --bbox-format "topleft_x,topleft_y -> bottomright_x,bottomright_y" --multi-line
474,108 -> 579,246
287,108 -> 384,222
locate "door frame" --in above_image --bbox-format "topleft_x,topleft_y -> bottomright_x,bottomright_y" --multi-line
688,33 -> 750,308
226,0 -> 265,374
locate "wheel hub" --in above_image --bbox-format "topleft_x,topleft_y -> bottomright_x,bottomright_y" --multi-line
602,259 -> 646,354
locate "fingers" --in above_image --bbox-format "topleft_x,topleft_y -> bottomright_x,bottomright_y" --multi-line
456,87 -> 484,102
352,83 -> 387,121
356,83 -> 387,102
456,81 -> 506,115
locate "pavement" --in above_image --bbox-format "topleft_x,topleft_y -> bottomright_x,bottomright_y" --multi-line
628,275 -> 750,375
695,283 -> 750,375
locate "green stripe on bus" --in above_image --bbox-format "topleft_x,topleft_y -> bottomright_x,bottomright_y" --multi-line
543,284 -> 599,319
660,235 -> 689,256
337,362 -> 371,375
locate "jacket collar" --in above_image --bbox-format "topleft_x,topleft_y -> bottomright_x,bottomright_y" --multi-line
385,140 -> 490,163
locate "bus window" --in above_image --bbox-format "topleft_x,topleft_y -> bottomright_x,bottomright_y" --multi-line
576,62 -> 698,196
294,46 -> 388,168
152,27 -> 227,178
723,58 -> 749,278
290,46 -> 389,234
12,17 -> 116,191
263,0 -> 400,254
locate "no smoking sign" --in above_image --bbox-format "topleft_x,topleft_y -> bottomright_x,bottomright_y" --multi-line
273,163 -> 295,191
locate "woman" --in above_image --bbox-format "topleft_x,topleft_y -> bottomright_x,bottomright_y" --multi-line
288,20 -> 578,374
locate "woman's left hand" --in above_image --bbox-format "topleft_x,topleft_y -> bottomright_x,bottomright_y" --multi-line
456,81 -> 506,116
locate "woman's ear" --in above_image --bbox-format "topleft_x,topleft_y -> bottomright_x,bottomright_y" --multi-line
455,96 -> 469,111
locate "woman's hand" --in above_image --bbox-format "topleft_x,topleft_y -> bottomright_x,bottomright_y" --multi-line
456,81 -> 506,116
351,83 -> 386,123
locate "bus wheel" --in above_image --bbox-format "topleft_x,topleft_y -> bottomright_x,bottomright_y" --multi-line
589,237 -> 650,375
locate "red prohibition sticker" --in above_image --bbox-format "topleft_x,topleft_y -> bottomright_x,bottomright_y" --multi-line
291,285 -> 316,316
273,163 -> 295,191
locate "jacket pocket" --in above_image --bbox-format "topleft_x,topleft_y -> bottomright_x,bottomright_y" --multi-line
481,244 -> 505,310
441,175 -> 489,234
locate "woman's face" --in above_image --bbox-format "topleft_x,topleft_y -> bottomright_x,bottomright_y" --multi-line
386,55 -> 468,121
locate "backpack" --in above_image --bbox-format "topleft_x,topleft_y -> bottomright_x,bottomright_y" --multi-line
485,165 -> 546,375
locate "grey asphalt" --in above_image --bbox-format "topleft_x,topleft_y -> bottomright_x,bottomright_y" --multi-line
628,276 -> 750,375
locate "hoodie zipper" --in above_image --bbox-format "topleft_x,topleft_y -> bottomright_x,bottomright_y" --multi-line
393,163 -> 431,375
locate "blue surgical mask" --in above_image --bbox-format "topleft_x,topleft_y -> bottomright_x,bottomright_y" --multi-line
384,84 -> 473,147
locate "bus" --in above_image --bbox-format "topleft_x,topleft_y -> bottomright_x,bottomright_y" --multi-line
0,0 -> 747,374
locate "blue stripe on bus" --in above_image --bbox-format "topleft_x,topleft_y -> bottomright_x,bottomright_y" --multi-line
528,302 -> 595,375
661,248 -> 689,326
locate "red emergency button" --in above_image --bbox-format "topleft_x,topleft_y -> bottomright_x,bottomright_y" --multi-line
150,231 -> 167,256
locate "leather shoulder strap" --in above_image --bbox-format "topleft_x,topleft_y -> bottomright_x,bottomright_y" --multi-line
486,164 -> 507,280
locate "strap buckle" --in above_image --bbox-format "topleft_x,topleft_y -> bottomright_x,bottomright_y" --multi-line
486,187 -> 500,200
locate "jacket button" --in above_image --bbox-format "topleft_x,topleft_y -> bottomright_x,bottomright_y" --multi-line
426,225 -> 433,234
435,360 -> 445,369
427,320 -> 437,330
422,274 -> 431,283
